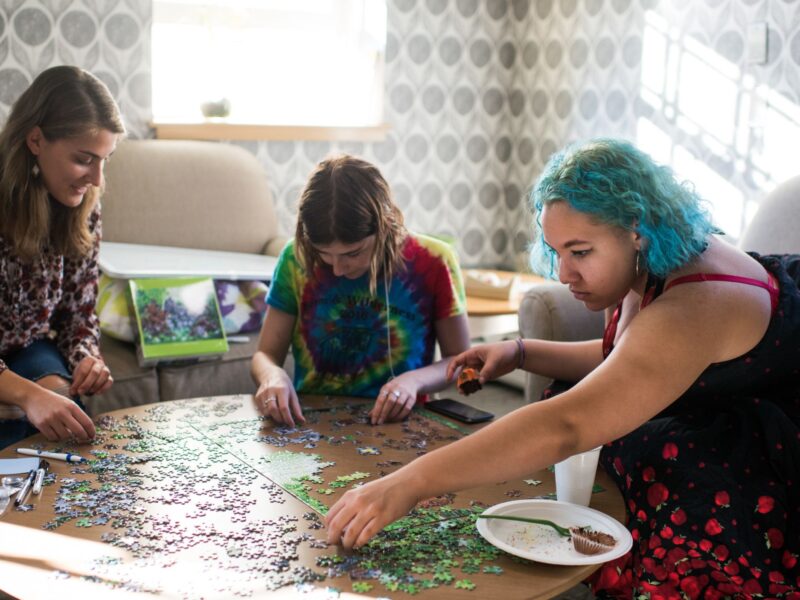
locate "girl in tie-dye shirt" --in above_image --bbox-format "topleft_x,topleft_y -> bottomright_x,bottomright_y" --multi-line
251,156 -> 469,427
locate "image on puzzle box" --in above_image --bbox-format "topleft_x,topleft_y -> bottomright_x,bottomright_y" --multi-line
129,277 -> 228,366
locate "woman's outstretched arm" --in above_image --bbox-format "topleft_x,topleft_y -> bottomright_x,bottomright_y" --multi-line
325,278 -> 764,548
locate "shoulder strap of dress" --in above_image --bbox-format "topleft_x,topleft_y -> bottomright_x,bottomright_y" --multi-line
602,302 -> 622,359
664,272 -> 780,312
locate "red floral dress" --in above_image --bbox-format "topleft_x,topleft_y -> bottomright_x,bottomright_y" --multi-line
547,254 -> 800,599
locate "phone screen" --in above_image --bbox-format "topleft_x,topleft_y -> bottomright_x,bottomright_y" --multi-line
426,399 -> 494,424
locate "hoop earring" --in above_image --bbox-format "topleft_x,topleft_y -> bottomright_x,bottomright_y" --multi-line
634,250 -> 641,278
31,163 -> 40,177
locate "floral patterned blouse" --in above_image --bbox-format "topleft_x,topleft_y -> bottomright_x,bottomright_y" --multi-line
0,206 -> 102,377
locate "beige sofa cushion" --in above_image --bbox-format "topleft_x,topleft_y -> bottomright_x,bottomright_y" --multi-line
159,339 -> 295,402
102,140 -> 281,255
157,337 -> 259,401
85,336 -> 160,415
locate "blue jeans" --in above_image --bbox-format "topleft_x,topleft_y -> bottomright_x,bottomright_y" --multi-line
0,339 -> 85,450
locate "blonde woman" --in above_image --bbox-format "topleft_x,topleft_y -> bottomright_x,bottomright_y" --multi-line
0,66 -> 125,447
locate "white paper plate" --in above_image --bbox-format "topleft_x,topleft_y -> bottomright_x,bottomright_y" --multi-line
476,499 -> 632,566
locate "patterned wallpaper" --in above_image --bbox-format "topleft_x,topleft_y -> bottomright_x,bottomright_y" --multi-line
0,0 -> 798,268
0,0 -> 151,139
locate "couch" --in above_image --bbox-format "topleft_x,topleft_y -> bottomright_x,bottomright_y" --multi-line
86,139 -> 286,415
518,174 -> 800,402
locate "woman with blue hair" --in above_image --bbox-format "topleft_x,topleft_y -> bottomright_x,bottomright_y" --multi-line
325,139 -> 799,598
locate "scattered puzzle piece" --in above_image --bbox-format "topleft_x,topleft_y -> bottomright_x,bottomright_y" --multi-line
33,396 -> 547,597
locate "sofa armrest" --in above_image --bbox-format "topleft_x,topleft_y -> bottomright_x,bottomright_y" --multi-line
517,283 -> 605,403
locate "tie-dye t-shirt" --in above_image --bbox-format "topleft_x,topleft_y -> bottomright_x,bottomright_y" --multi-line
267,233 -> 466,398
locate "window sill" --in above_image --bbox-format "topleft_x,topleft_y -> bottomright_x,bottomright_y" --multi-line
150,122 -> 391,142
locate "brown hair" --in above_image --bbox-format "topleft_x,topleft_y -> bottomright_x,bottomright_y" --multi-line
295,155 -> 407,295
0,65 -> 125,261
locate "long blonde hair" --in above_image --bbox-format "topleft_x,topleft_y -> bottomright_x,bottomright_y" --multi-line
295,155 -> 407,295
0,65 -> 125,261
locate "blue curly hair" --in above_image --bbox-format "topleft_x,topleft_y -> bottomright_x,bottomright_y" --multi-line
529,138 -> 718,278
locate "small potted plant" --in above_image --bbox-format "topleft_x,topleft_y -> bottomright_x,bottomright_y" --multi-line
200,98 -> 231,119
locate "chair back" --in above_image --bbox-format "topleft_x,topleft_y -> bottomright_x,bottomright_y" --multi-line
739,174 -> 800,254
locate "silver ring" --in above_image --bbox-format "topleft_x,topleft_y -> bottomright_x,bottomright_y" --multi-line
265,395 -> 277,404
391,390 -> 401,398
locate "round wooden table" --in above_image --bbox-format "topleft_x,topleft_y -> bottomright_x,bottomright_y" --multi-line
0,394 -> 626,599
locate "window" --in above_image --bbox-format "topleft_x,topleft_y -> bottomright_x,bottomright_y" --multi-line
635,10 -> 800,240
152,0 -> 387,128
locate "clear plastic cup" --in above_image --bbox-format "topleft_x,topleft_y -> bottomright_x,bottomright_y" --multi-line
555,446 -> 602,506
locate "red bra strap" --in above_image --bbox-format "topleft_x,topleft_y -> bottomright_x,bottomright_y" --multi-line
602,302 -> 623,359
664,272 -> 780,312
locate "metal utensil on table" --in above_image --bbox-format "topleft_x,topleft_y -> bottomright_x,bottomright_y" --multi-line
1,476 -> 25,489
478,514 -> 617,555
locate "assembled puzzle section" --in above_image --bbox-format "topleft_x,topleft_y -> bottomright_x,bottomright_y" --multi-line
200,401 -> 460,509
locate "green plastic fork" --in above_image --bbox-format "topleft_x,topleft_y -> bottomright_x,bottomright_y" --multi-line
478,514 -> 572,537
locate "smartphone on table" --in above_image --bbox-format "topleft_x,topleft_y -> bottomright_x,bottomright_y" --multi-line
425,398 -> 494,424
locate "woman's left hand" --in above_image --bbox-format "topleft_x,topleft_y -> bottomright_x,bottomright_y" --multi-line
370,375 -> 418,425
70,356 -> 113,396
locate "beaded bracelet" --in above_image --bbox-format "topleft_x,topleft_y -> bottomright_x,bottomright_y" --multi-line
515,337 -> 526,369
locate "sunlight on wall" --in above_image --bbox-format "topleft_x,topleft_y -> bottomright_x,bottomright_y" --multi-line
635,10 -> 800,241
753,85 -> 800,187
677,37 -> 739,147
